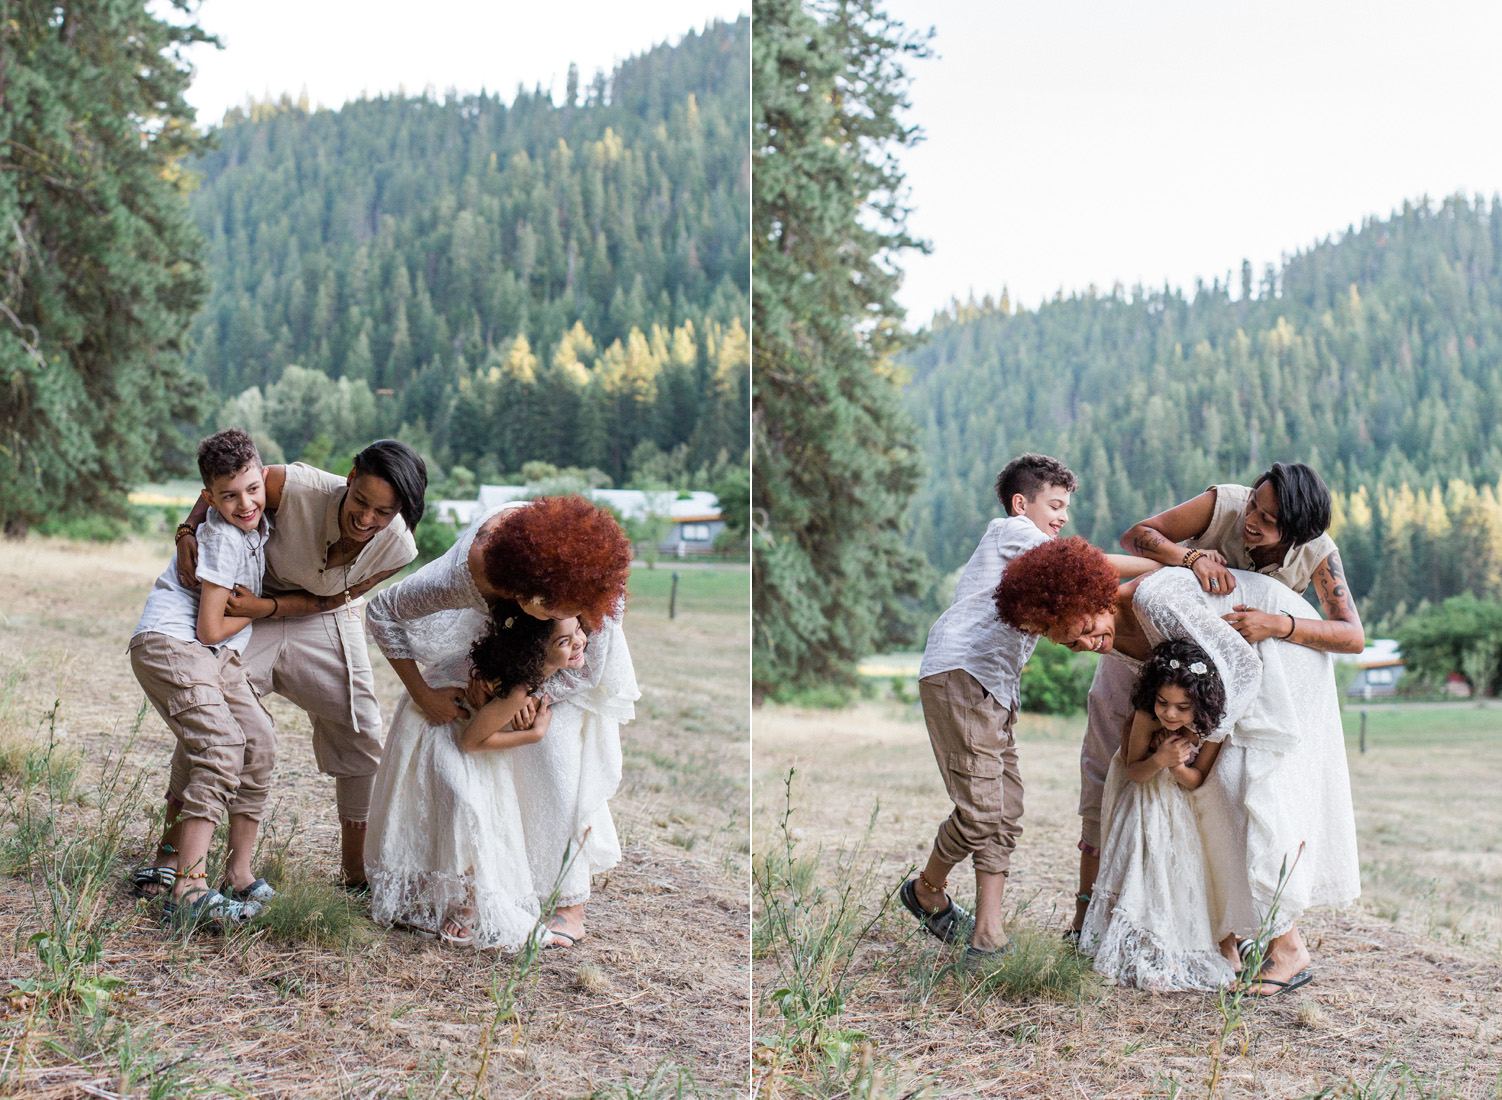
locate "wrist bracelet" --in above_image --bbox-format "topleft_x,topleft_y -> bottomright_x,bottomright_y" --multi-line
267,596 -> 279,619
174,523 -> 195,542
1283,612 -> 1296,639
1183,548 -> 1202,570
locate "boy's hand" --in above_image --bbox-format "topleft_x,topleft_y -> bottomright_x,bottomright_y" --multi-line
1190,552 -> 1237,595
175,534 -> 200,588
227,585 -> 276,619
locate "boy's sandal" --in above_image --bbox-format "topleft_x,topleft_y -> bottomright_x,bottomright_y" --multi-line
228,878 -> 277,917
964,941 -> 1014,968
160,889 -> 251,934
899,878 -> 970,945
1061,928 -> 1082,948
130,866 -> 178,899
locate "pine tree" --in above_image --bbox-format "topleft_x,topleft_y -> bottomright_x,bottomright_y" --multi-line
0,0 -> 215,533
752,0 -> 933,697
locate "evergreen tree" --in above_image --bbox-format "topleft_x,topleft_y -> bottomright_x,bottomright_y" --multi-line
0,0 -> 214,533
752,0 -> 932,697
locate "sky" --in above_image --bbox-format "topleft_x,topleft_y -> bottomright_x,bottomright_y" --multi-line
879,0 -> 1502,322
177,0 -> 748,126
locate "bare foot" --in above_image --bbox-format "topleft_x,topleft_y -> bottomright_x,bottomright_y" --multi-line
440,907 -> 475,947
544,904 -> 587,948
1241,932 -> 1311,995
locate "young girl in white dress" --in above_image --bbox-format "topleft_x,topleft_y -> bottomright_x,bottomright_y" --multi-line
365,602 -> 601,950
1080,639 -> 1239,992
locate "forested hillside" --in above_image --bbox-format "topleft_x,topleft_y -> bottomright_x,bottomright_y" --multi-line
904,194 -> 1502,622
186,18 -> 749,487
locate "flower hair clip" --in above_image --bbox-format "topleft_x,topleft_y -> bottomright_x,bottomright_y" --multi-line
502,616 -> 516,629
1167,658 -> 1210,675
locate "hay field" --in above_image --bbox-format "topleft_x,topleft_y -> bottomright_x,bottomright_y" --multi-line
752,697 -> 1502,1099
0,534 -> 750,1098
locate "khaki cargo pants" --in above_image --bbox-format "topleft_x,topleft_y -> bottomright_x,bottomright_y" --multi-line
919,669 -> 1024,876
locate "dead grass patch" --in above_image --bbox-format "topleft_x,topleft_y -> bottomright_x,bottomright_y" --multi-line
0,534 -> 749,1098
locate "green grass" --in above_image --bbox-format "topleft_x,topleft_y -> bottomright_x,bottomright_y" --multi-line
625,564 -> 748,617
1340,701 -> 1502,747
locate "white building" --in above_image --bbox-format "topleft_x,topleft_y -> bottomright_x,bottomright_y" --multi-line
432,487 -> 726,556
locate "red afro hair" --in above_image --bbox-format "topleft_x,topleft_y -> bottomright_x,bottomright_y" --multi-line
480,495 -> 632,629
993,536 -> 1119,634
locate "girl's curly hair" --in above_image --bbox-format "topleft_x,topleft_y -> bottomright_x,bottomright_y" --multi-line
469,600 -> 562,698
478,496 -> 631,630
993,537 -> 1119,634
1129,639 -> 1227,734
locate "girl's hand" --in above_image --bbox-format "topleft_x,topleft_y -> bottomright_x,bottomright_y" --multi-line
227,584 -> 275,619
1190,553 -> 1237,596
510,695 -> 541,731
175,534 -> 200,588
1153,735 -> 1194,768
413,683 -> 467,723
1223,605 -> 1286,643
518,699 -> 552,744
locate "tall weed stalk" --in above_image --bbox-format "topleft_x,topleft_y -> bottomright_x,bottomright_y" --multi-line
753,769 -> 894,1079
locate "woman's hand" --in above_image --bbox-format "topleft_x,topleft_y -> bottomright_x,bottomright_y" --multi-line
1152,734 -> 1194,768
1223,605 -> 1289,643
463,674 -> 493,713
227,585 -> 276,619
175,534 -> 199,588
413,683 -> 467,723
1190,551 -> 1237,596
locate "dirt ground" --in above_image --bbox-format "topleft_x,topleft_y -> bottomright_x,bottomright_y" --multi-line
0,535 -> 750,1098
753,700 -> 1502,1099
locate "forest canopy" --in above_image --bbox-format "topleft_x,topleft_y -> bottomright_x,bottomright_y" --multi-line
186,18 -> 750,490
903,194 -> 1502,624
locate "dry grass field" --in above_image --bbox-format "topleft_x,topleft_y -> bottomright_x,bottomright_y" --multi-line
752,696 -> 1502,1099
0,534 -> 749,1099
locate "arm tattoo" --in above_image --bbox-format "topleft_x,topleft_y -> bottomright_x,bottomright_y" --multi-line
1316,551 -> 1357,622
1131,527 -> 1173,559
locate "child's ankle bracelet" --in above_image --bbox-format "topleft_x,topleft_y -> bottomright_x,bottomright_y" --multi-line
918,870 -> 947,895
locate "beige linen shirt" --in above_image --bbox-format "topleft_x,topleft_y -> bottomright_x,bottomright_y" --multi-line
1186,483 -> 1336,595
264,462 -> 417,599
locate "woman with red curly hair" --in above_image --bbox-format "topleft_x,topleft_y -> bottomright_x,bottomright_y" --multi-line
366,496 -> 639,948
995,538 -> 1359,998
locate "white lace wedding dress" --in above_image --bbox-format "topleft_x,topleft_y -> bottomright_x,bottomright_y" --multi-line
1080,567 -> 1360,988
1082,741 -> 1238,991
363,504 -> 639,949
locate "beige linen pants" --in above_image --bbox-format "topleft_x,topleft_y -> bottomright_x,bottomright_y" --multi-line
130,633 -> 276,822
240,611 -> 384,822
919,669 -> 1024,876
1078,651 -> 1140,852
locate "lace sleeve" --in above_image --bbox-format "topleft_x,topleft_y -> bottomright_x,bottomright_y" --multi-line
544,610 -> 639,722
365,530 -> 488,665
1133,569 -> 1262,743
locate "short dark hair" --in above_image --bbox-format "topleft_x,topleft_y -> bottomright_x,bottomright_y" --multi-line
1129,639 -> 1227,736
995,453 -> 1078,514
469,600 -> 570,697
197,428 -> 261,485
1252,462 -> 1330,549
352,440 -> 428,532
